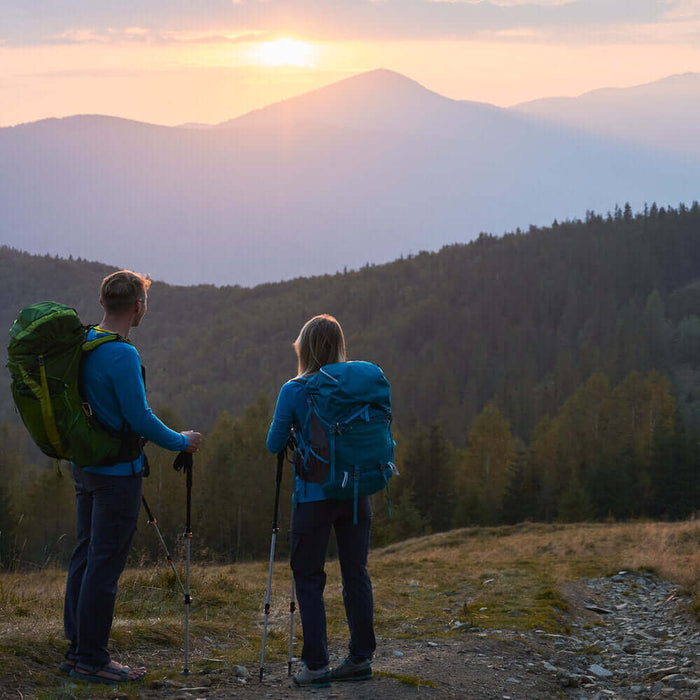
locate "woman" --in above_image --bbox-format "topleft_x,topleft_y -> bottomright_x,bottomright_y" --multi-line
266,314 -> 376,687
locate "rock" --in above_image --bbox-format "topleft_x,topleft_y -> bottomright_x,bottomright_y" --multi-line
662,673 -> 698,689
621,638 -> 639,654
585,605 -> 614,615
647,665 -> 681,680
232,664 -> 250,679
589,663 -> 613,678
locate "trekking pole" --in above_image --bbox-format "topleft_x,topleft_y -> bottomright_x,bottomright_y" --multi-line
287,577 -> 296,677
141,496 -> 187,598
259,449 -> 284,682
285,434 -> 297,677
174,451 -> 194,676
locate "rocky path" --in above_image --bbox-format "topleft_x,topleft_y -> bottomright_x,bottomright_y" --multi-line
543,570 -> 699,699
52,570 -> 699,699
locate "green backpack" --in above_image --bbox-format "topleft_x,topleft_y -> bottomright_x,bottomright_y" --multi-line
6,301 -> 141,467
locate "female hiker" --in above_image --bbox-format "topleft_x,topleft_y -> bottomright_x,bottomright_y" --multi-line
266,314 -> 384,687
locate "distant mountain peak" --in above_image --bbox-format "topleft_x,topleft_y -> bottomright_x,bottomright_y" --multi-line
642,71 -> 699,86
325,67 -> 441,94
216,68 -> 499,134
514,71 -> 700,108
2,113 -> 164,134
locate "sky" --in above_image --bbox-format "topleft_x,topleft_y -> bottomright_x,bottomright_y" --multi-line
2,0 -> 700,128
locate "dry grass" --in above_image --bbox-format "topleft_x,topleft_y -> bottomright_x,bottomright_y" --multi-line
0,520 -> 697,698
372,520 -> 700,632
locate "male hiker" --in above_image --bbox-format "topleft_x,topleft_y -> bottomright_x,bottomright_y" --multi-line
62,270 -> 201,685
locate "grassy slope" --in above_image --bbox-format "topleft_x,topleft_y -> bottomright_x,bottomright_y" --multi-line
0,520 -> 698,698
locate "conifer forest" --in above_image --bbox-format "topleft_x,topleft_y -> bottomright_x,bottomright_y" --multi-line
1,202 -> 699,568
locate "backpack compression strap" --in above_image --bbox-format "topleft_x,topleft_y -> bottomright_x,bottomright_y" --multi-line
19,356 -> 64,456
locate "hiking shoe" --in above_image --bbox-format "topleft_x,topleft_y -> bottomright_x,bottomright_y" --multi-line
58,658 -> 76,675
70,660 -> 146,685
292,664 -> 330,688
330,655 -> 372,681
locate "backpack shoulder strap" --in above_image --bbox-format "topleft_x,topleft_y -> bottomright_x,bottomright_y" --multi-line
79,327 -> 139,438
81,326 -> 130,353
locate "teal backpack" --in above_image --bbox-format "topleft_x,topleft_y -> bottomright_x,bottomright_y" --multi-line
293,361 -> 397,521
6,301 -> 141,467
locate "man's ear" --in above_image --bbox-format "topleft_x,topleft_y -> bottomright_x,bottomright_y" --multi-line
99,297 -> 104,308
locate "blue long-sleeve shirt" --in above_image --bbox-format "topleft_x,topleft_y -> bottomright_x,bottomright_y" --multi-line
267,378 -> 327,503
80,326 -> 189,475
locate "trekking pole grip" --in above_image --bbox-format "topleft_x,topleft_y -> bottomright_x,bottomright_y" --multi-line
174,451 -> 194,533
276,449 -> 284,482
272,450 -> 284,534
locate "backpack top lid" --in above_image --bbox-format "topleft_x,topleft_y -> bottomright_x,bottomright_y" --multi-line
304,361 -> 391,419
8,301 -> 84,359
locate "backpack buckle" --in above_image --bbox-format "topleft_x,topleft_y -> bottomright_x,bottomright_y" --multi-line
81,402 -> 94,418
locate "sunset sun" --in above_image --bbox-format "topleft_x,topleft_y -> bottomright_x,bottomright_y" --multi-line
253,38 -> 316,67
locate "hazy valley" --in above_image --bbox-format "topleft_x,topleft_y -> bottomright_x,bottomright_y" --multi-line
2,69 -> 699,286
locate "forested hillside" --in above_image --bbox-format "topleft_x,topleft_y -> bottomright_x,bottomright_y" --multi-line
1,202 -> 699,566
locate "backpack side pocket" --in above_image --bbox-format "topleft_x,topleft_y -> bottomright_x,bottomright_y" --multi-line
294,411 -> 330,484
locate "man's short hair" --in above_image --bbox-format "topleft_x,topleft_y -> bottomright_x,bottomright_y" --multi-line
100,270 -> 151,314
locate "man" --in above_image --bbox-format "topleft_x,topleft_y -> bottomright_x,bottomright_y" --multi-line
62,270 -> 201,685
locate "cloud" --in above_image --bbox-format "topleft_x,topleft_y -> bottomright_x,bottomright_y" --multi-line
662,0 -> 700,19
0,0 -> 689,46
44,27 -> 263,47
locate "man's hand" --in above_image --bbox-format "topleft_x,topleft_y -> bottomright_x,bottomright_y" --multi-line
182,430 -> 202,453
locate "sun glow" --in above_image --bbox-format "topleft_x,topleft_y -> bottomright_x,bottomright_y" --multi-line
252,38 -> 317,67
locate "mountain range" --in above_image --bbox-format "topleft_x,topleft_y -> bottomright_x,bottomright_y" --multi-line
513,72 -> 700,160
1,69 -> 699,286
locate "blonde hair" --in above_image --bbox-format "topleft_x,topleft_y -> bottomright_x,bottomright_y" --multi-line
295,314 -> 346,377
100,270 -> 151,314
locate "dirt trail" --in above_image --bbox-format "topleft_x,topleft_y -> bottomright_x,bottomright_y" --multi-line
140,632 -> 563,699
2,571 -> 697,699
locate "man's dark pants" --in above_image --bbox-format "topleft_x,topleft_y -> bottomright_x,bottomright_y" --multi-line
290,496 -> 376,670
64,466 -> 142,667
